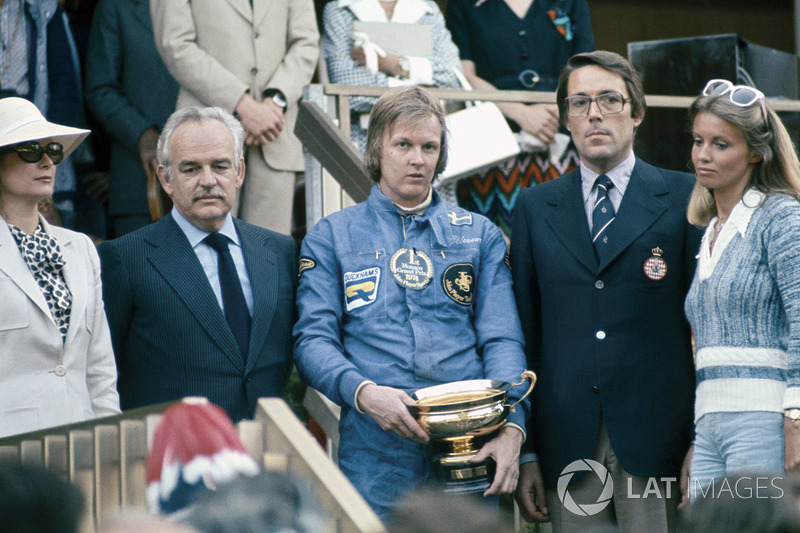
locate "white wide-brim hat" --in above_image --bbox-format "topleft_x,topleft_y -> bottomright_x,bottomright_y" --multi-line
0,97 -> 90,159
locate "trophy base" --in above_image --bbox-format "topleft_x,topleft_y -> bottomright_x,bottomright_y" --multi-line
427,435 -> 495,495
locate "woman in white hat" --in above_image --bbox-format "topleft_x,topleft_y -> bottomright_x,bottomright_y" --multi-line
0,97 -> 120,438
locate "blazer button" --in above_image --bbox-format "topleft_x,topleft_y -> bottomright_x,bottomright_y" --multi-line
592,386 -> 599,395
54,365 -> 67,377
595,280 -> 605,289
596,330 -> 606,340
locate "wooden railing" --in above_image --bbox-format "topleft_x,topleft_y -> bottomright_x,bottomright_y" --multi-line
301,83 -> 800,231
0,398 -> 385,533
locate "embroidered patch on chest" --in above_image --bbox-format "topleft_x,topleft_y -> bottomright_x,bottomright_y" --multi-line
344,267 -> 381,311
443,263 -> 475,305
448,212 -> 473,226
390,248 -> 433,290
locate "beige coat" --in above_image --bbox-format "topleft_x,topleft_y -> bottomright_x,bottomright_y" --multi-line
0,216 -> 120,438
150,0 -> 320,171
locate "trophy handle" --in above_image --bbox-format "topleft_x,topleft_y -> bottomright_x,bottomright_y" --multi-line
508,370 -> 537,412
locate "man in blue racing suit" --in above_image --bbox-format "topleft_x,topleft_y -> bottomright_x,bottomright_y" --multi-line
293,87 -> 530,519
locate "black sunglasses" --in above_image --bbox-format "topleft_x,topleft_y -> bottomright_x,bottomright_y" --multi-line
1,141 -> 65,164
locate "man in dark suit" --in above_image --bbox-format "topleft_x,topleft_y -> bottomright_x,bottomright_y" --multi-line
85,0 -> 179,236
511,51 -> 702,532
99,106 -> 297,422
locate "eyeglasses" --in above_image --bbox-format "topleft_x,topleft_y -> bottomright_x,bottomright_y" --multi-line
0,142 -> 65,164
565,92 -> 631,117
702,79 -> 767,122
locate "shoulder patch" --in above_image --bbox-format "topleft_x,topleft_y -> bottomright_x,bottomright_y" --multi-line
344,268 -> 381,311
443,263 -> 475,306
299,257 -> 316,276
448,211 -> 473,226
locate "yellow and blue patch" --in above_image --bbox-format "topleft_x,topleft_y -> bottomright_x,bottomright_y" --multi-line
344,267 -> 381,311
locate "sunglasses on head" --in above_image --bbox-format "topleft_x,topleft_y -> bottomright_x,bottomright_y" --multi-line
0,141 -> 65,164
702,79 -> 767,122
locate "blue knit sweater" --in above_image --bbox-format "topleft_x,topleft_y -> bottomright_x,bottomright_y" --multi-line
685,193 -> 800,422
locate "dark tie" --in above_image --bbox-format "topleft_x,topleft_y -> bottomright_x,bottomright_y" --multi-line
204,233 -> 251,362
592,175 -> 615,257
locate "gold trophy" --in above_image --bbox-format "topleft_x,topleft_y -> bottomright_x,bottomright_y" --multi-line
410,370 -> 536,494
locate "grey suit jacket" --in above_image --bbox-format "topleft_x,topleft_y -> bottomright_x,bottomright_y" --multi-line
98,213 -> 297,421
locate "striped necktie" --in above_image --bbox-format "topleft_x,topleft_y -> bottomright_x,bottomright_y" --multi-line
592,175 -> 615,257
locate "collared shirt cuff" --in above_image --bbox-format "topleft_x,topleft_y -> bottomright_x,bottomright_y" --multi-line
354,380 -> 377,413
520,452 -> 538,465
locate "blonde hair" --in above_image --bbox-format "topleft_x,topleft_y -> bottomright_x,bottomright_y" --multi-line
364,87 -> 448,183
687,93 -> 800,226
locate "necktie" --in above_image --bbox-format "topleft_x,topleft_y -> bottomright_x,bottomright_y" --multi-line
204,233 -> 251,362
592,175 -> 615,257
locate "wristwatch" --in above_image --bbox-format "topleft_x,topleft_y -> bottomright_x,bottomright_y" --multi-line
262,88 -> 287,112
786,408 -> 800,421
398,56 -> 410,79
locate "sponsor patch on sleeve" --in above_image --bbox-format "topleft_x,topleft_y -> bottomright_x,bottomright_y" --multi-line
443,263 -> 475,306
298,257 -> 316,276
344,267 -> 381,311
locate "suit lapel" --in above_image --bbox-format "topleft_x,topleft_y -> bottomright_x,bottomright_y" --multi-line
147,216 -> 244,371
45,221 -> 87,345
544,171 -> 598,273
253,0 -> 270,26
225,0 -> 254,23
237,220 -> 277,373
0,218 -> 53,321
597,160 -> 669,272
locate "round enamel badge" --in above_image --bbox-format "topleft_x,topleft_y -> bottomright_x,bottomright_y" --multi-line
390,248 -> 433,290
643,247 -> 667,281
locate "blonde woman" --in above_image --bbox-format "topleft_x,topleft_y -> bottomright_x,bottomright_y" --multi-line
683,80 -> 800,501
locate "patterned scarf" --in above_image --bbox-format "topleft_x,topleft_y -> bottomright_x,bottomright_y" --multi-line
9,224 -> 72,343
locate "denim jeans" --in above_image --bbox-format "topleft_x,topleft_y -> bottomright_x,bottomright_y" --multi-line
690,411 -> 784,501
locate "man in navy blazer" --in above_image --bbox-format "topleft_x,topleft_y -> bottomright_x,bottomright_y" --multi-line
511,51 -> 701,531
98,106 -> 297,422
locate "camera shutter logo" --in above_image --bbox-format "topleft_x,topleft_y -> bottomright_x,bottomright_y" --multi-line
557,459 -> 613,516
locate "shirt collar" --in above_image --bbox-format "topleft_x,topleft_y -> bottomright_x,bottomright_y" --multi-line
580,151 -> 636,200
716,188 -> 765,238
341,0 -> 434,22
390,186 -> 433,215
171,207 -> 240,248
